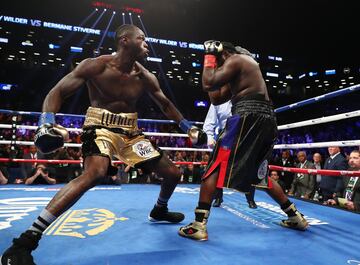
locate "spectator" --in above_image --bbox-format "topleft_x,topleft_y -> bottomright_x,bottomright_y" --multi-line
44,147 -> 73,183
312,152 -> 323,200
25,163 -> 56,185
288,151 -> 316,199
275,150 -> 295,192
2,144 -> 23,183
320,146 -> 348,201
132,168 -> 148,184
100,174 -> 122,185
118,164 -> 130,184
325,150 -> 360,212
21,145 -> 43,179
183,164 -> 201,184
269,170 -> 286,191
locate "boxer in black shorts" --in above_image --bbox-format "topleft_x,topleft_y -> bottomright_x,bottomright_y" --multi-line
179,42 -> 309,241
1,24 -> 207,265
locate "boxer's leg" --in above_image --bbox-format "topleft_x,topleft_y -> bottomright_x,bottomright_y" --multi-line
178,168 -> 220,241
141,155 -> 185,223
267,178 -> 309,230
1,156 -> 109,265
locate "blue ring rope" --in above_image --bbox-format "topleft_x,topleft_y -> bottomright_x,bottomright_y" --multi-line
0,84 -> 358,123
274,84 -> 360,113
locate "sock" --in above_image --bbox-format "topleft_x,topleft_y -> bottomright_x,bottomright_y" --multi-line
156,196 -> 169,208
29,209 -> 56,234
195,202 -> 211,222
280,200 -> 296,217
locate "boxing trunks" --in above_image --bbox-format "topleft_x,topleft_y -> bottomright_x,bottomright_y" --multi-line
202,94 -> 278,192
81,107 -> 161,175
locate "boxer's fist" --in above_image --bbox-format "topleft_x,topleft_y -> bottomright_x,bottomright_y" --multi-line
179,119 -> 206,146
35,124 -> 69,154
188,126 -> 207,146
34,112 -> 69,154
204,40 -> 223,55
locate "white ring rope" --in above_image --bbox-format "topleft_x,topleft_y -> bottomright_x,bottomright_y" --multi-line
0,124 -> 189,137
1,139 -> 359,150
0,124 -> 188,137
277,110 -> 360,130
274,140 -> 360,149
0,109 -> 358,134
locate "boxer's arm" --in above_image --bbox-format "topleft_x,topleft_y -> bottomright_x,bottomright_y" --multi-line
202,56 -> 240,92
208,84 -> 232,105
42,58 -> 103,113
143,69 -> 207,145
143,70 -> 184,123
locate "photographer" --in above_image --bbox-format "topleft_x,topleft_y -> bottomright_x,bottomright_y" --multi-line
24,163 -> 56,185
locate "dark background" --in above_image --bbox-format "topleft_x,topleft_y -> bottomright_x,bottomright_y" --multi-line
3,0 -> 358,67
1,0 -> 359,122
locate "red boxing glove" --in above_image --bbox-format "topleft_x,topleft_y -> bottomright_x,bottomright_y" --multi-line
204,54 -> 217,68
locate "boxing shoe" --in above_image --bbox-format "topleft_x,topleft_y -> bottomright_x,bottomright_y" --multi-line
1,230 -> 41,265
280,204 -> 309,231
247,200 -> 258,209
178,209 -> 209,241
148,205 -> 185,223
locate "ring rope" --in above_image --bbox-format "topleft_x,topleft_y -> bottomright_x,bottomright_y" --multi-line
268,165 -> 360,177
274,84 -> 360,113
277,110 -> 360,130
0,109 -> 358,134
274,140 -> 360,149
0,158 -> 358,177
0,109 -> 203,125
0,139 -> 359,150
0,158 -> 209,166
0,124 -> 188,137
0,84 -> 359,122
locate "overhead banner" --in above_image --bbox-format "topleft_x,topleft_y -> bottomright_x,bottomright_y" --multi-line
0,14 -> 101,35
0,13 -> 204,50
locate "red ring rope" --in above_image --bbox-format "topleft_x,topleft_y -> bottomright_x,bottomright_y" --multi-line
268,165 -> 360,177
0,158 -> 359,176
0,158 -> 208,165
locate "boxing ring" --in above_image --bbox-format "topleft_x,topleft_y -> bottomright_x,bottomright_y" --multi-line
0,185 -> 359,265
0,84 -> 360,265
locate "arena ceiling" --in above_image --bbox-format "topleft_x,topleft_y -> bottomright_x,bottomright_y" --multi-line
2,0 -> 359,68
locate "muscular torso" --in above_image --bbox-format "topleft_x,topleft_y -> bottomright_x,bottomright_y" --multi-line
229,54 -> 269,103
86,55 -> 146,113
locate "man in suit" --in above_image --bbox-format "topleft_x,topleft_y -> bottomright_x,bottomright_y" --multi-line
325,149 -> 360,212
288,151 -> 316,199
275,150 -> 295,192
312,152 -> 323,200
320,146 -> 348,201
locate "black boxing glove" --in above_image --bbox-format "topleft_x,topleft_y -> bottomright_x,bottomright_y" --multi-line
179,119 -> 207,146
34,112 -> 69,154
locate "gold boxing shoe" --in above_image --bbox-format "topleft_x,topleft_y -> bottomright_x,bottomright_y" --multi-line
280,203 -> 309,231
178,209 -> 209,241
